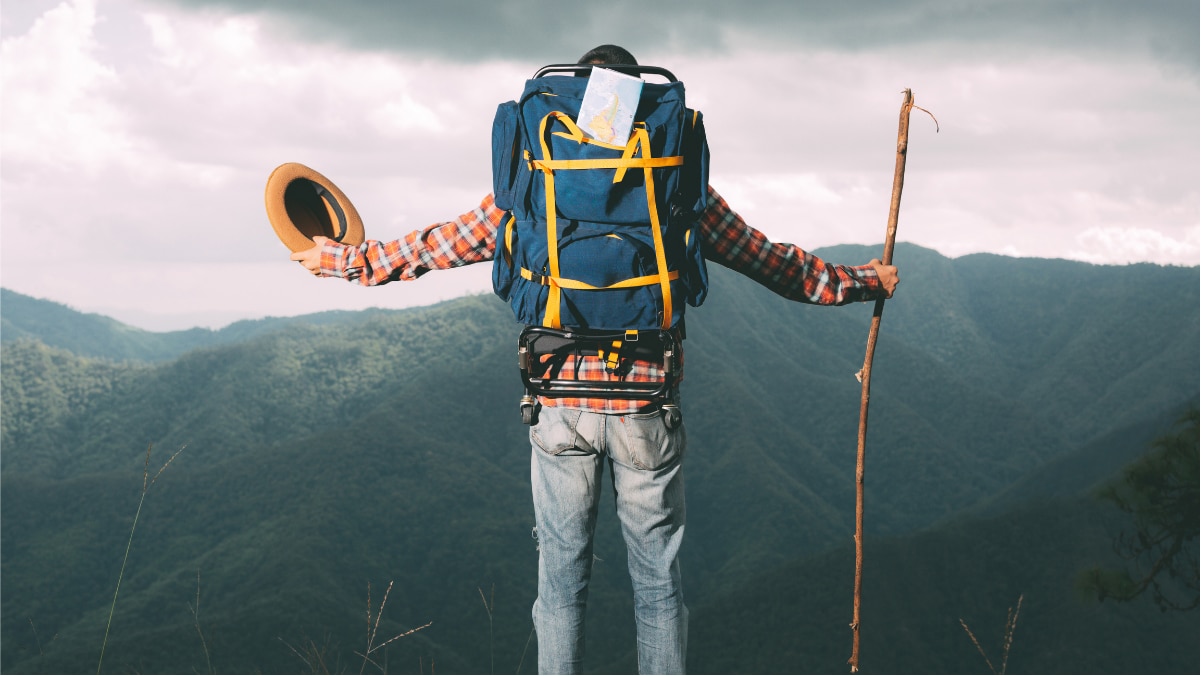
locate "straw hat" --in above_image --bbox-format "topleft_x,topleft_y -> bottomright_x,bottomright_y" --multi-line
265,163 -> 365,252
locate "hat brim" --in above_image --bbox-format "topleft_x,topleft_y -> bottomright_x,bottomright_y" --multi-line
265,163 -> 365,252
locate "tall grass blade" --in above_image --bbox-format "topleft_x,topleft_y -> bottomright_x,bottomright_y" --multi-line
96,444 -> 184,674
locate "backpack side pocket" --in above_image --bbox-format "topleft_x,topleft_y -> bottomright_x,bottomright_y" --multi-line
492,101 -> 524,211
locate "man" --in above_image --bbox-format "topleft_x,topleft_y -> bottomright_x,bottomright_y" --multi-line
292,45 -> 898,674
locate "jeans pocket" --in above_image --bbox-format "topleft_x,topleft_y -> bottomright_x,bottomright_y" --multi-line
619,411 -> 685,471
531,407 -> 586,456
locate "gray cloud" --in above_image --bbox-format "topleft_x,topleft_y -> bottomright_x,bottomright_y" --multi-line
136,0 -> 1199,72
1,0 -> 1195,330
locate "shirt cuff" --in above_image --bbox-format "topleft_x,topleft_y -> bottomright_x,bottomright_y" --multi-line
319,241 -> 360,280
850,263 -> 885,297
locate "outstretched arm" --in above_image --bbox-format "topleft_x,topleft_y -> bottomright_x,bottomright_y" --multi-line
290,194 -> 506,285
698,187 -> 898,304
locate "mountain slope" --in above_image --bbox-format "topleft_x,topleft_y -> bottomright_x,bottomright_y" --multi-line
0,287 -> 420,363
1,248 -> 1197,673
687,450 -> 1199,674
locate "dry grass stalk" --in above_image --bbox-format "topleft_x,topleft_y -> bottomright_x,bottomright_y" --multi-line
188,569 -> 213,674
478,583 -> 495,674
97,443 -> 186,674
357,580 -> 432,674
959,593 -> 1024,674
516,626 -> 535,675
279,633 -> 333,674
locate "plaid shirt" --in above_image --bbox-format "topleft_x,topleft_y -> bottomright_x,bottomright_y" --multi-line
320,186 -> 883,413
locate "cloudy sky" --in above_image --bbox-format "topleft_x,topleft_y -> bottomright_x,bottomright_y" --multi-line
2,0 -> 1197,331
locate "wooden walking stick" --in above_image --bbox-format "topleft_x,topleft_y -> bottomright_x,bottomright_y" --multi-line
848,88 -> 923,673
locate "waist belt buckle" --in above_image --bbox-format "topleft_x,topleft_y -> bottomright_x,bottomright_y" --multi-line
601,329 -> 641,375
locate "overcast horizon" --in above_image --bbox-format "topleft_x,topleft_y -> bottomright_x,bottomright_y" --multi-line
2,0 -> 1198,331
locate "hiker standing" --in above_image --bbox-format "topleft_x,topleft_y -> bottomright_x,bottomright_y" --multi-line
288,45 -> 898,674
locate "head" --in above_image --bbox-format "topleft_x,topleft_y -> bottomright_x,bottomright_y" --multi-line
575,44 -> 637,75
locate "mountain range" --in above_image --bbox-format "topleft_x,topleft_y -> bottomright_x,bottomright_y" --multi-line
2,244 -> 1197,673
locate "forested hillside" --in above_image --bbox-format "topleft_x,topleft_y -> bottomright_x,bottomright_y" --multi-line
2,245 -> 1197,673
0,287 -> 410,363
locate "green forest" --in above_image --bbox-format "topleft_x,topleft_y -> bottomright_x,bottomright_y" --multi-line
2,244 -> 1197,674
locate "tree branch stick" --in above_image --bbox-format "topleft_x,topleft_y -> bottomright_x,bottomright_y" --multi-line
849,88 -> 914,673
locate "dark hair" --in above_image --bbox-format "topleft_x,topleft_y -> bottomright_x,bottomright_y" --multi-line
577,44 -> 638,66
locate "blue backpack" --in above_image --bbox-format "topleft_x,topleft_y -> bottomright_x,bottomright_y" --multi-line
491,64 -> 710,333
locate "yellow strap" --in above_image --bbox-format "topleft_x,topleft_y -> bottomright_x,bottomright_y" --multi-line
600,338 -> 623,369
533,111 -> 678,329
536,114 -> 681,177
551,130 -> 625,150
502,215 -> 516,266
532,156 -> 682,172
521,267 -> 679,290
538,111 -> 577,159
607,125 -> 674,330
598,331 -> 641,370
535,113 -> 564,327
544,167 -> 562,328
613,123 -> 650,183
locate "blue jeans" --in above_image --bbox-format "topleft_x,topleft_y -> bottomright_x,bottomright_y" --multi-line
530,404 -> 688,674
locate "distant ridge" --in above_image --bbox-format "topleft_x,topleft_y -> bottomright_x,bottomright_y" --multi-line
0,287 -> 423,362
2,245 -> 1197,673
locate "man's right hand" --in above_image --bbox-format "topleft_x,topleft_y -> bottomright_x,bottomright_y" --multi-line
868,259 -> 899,298
290,236 -> 329,276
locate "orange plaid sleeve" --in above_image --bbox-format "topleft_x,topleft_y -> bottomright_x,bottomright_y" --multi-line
319,194 -> 507,285
698,186 -> 884,305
